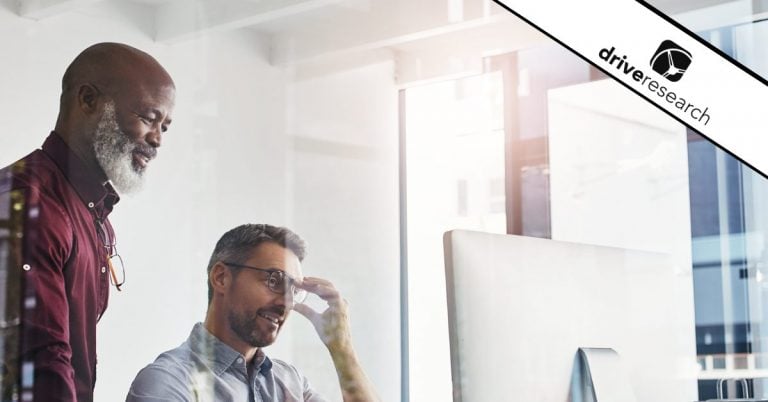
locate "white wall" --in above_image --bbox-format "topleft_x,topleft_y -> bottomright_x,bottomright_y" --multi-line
0,4 -> 401,401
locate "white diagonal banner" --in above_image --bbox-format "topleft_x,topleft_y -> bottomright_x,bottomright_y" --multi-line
494,0 -> 768,177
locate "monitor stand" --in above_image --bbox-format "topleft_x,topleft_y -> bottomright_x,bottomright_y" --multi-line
570,348 -> 637,402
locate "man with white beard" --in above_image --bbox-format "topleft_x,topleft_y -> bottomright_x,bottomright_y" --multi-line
0,42 -> 175,402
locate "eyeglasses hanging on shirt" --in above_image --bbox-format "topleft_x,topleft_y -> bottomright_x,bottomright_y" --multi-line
94,219 -> 125,291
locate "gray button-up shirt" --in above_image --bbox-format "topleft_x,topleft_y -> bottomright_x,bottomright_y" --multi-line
126,323 -> 328,402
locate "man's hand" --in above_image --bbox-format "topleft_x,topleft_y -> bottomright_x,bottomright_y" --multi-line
292,277 -> 352,351
293,277 -> 381,402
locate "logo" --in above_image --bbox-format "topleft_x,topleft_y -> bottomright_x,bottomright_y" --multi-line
597,44 -> 710,126
649,40 -> 692,82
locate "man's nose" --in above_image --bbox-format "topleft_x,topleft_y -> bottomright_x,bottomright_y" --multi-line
146,124 -> 162,148
275,290 -> 293,308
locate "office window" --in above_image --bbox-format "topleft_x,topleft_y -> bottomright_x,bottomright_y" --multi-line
666,5 -> 768,397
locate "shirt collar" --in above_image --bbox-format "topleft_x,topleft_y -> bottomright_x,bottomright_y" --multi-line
188,322 -> 273,377
255,349 -> 273,374
41,132 -> 120,218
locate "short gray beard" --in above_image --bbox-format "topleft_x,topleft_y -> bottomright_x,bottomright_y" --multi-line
228,308 -> 274,348
92,102 -> 144,194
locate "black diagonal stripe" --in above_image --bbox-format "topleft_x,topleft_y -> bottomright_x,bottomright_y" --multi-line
491,0 -> 768,180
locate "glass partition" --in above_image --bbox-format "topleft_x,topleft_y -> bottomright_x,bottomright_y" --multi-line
0,0 -> 765,401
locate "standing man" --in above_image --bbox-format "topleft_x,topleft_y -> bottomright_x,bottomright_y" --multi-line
1,42 -> 175,401
127,224 -> 380,402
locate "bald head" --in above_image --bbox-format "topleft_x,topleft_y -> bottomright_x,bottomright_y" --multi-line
61,42 -> 174,100
55,42 -> 176,193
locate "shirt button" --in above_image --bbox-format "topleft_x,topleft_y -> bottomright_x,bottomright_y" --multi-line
101,267 -> 106,274
88,202 -> 95,208
22,264 -> 31,271
236,357 -> 243,364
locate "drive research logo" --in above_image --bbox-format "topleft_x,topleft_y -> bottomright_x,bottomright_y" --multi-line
597,44 -> 711,126
649,40 -> 692,82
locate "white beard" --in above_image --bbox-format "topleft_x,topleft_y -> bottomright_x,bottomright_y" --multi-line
92,101 -> 145,194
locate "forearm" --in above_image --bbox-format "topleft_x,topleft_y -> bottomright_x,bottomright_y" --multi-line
328,343 -> 380,402
295,278 -> 380,402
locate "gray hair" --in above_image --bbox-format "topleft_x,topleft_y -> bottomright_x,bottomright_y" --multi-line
207,224 -> 307,304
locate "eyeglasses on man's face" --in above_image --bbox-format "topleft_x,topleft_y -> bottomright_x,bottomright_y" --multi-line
222,262 -> 307,304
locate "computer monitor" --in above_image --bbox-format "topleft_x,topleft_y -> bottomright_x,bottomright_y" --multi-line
443,230 -> 697,401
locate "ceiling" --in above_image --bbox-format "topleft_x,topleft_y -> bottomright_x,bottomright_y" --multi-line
11,0 -> 532,65
9,0 -> 754,69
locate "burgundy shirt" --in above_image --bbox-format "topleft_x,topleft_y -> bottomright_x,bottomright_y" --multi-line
5,133 -> 119,401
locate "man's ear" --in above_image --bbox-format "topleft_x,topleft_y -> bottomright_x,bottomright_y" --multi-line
76,84 -> 101,115
210,262 -> 232,297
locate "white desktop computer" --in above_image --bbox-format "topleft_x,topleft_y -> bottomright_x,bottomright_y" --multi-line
443,230 -> 698,401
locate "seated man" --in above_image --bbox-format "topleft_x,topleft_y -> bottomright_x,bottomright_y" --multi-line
127,224 -> 379,402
